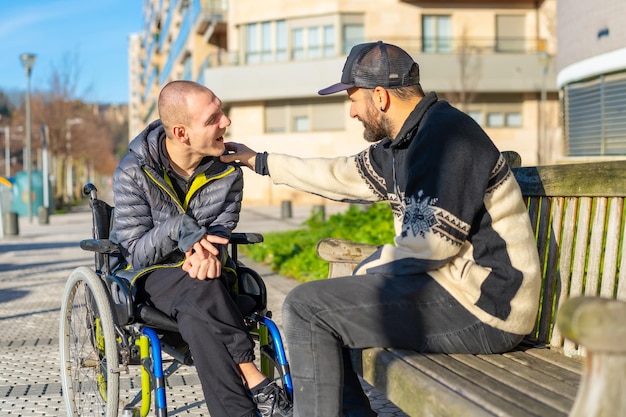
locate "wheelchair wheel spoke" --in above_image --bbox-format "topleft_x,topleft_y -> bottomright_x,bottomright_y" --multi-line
60,267 -> 120,417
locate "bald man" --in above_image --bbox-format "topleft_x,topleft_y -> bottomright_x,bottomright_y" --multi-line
110,81 -> 292,417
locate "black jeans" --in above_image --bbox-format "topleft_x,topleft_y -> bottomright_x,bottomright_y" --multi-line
282,273 -> 523,417
137,267 -> 258,417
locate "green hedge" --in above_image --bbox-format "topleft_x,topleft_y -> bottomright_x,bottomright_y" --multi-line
242,203 -> 395,282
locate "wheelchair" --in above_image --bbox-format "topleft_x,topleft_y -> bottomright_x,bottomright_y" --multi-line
59,183 -> 292,417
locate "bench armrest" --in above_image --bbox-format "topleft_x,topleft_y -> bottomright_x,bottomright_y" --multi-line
557,296 -> 626,417
316,238 -> 378,278
557,296 -> 626,353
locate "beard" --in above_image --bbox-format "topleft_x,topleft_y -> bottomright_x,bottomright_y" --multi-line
362,103 -> 393,143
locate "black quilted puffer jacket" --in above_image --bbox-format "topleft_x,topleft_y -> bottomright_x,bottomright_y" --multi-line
110,119 -> 243,274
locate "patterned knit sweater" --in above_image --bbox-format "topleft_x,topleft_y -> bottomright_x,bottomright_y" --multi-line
257,92 -> 541,335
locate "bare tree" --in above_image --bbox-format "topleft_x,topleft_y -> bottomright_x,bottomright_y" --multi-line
443,27 -> 482,112
27,51 -> 123,208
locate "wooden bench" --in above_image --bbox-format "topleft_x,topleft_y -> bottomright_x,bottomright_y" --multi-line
317,159 -> 626,417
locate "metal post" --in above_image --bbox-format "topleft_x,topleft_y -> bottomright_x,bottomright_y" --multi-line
41,124 -> 49,209
20,53 -> 36,223
3,126 -> 9,178
65,118 -> 82,207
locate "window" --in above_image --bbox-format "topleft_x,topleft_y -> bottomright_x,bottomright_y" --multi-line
265,101 -> 345,133
261,21 -> 273,62
343,24 -> 364,54
469,100 -> 523,129
266,105 -> 286,133
487,113 -> 504,127
292,28 -> 305,60
241,15 -> 358,64
495,15 -> 526,53
308,27 -> 321,58
323,25 -> 335,57
276,20 -> 287,61
468,110 -> 483,126
244,20 -> 287,63
422,15 -> 452,53
486,111 -> 522,127
293,116 -> 310,132
246,23 -> 259,63
311,102 -> 344,131
505,112 -> 522,127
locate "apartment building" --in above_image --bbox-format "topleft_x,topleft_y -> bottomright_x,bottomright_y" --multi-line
557,0 -> 626,162
130,0 -> 558,205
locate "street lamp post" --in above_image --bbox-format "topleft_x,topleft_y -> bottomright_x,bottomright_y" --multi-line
20,53 -> 36,223
2,126 -> 9,178
65,118 -> 83,207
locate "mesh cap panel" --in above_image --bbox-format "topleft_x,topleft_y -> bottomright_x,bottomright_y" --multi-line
319,41 -> 420,95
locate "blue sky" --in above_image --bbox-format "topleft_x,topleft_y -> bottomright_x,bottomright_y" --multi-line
0,1 -> 143,104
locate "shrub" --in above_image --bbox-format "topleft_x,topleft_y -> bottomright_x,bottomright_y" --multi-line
242,203 -> 395,282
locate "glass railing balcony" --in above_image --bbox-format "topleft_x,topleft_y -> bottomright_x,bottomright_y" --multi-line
144,68 -> 158,103
194,36 -> 547,71
160,5 -> 193,85
143,39 -> 156,73
192,0 -> 228,19
142,5 -> 155,51
159,0 -> 179,51
191,0 -> 227,35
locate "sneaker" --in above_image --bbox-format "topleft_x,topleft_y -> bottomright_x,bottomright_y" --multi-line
253,381 -> 293,417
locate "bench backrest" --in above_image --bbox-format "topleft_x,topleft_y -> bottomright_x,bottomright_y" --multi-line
513,160 -> 626,356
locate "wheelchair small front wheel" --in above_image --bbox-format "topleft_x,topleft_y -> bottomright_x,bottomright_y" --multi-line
60,266 -> 120,417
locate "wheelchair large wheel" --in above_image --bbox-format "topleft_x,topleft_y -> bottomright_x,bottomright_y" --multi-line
60,266 -> 120,417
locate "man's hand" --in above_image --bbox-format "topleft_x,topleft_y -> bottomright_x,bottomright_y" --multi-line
182,235 -> 229,280
221,142 -> 257,170
183,250 -> 222,280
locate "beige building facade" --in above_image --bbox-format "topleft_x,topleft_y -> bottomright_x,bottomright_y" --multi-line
130,0 -> 558,205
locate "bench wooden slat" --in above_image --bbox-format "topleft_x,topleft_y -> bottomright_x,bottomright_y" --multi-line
570,197 -> 592,298
386,349 -> 541,417
522,347 -> 583,374
446,353 -> 574,414
514,161 -> 626,197
535,196 -> 559,344
416,352 -> 569,417
550,197 -> 577,349
600,198 -> 623,297
501,350 -> 581,386
474,353 -> 579,400
585,197 -> 607,296
617,201 -> 626,300
359,348 -> 502,417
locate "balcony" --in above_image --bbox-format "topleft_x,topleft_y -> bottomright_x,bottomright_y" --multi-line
200,36 -> 555,103
192,0 -> 227,36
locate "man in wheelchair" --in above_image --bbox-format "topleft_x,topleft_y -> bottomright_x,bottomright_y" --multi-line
110,80 -> 292,417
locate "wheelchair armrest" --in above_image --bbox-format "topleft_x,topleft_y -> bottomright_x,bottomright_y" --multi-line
136,304 -> 180,333
80,238 -> 120,254
231,233 -> 264,245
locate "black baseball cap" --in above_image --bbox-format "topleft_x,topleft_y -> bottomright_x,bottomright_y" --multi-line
318,41 -> 420,95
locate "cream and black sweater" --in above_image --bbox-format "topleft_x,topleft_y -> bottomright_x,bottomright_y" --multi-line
255,92 -> 541,335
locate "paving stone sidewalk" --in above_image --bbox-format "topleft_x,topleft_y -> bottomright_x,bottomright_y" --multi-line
0,204 -> 408,416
